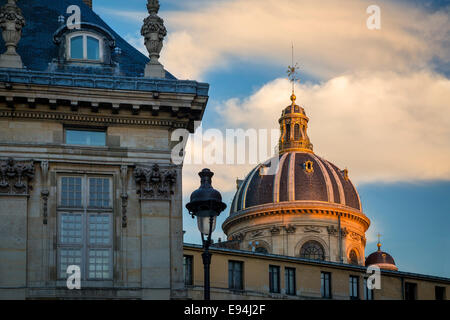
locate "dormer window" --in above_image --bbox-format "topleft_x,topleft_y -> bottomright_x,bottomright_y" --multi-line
67,33 -> 102,62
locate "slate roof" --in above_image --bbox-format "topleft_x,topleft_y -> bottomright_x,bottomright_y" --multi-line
229,151 -> 362,215
0,0 -> 176,79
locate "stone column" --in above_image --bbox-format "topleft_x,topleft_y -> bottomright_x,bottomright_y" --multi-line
0,158 -> 34,299
135,164 -> 179,299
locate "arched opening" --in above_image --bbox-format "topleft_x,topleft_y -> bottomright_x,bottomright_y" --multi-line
294,124 -> 300,140
349,249 -> 359,265
285,124 -> 291,141
300,240 -> 325,260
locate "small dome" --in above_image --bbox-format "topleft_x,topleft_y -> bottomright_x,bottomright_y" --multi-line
365,243 -> 398,271
229,151 -> 362,215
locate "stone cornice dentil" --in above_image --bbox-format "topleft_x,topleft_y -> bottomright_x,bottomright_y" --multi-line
222,200 -> 371,234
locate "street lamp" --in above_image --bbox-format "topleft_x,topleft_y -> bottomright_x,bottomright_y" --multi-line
186,168 -> 227,300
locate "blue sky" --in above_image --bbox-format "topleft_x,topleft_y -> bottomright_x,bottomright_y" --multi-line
91,0 -> 449,278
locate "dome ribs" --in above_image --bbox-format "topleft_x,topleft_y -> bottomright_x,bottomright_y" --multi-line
294,153 -> 328,202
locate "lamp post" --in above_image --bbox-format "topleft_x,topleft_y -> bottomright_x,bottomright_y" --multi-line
186,169 -> 226,300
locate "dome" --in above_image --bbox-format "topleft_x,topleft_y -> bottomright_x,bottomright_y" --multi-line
229,151 -> 362,215
365,243 -> 398,271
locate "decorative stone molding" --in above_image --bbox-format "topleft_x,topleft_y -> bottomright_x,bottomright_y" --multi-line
0,0 -> 25,69
0,157 -> 34,195
340,227 -> 349,237
304,225 -> 320,233
135,163 -> 177,200
285,224 -> 296,234
327,225 -> 338,236
250,230 -> 264,238
120,165 -> 129,227
350,232 -> 361,241
40,160 -> 49,224
141,0 -> 167,78
270,226 -> 280,235
230,232 -> 244,242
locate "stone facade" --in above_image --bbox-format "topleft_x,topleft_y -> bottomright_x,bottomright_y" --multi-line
0,73 -> 208,300
223,203 -> 368,265
184,244 -> 450,300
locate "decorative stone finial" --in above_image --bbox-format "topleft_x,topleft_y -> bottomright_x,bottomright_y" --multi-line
141,0 -> 167,78
0,0 -> 25,69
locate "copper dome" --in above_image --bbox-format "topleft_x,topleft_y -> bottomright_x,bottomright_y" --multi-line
229,151 -> 362,215
365,243 -> 398,271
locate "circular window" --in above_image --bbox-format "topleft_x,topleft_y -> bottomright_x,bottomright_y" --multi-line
300,240 -> 325,260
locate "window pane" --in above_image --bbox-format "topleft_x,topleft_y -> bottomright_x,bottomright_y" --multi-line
61,177 -> 82,207
87,36 -> 100,60
70,36 -> 84,59
60,248 -> 82,278
88,249 -> 111,279
60,213 -> 83,244
66,129 -> 106,146
89,178 -> 111,208
184,256 -> 193,286
89,214 -> 111,245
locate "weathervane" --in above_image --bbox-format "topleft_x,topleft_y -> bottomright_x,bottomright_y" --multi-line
377,233 -> 382,250
287,43 -> 300,96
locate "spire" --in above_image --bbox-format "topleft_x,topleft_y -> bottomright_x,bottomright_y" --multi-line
377,233 -> 382,251
279,45 -> 313,154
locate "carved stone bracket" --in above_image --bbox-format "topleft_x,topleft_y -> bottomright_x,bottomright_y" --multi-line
120,165 -> 129,228
231,232 -> 245,242
350,232 -> 360,241
340,227 -> 349,238
0,157 -> 34,195
135,163 -> 177,200
285,224 -> 297,234
327,225 -> 338,236
250,230 -> 264,238
270,226 -> 280,235
40,160 -> 49,224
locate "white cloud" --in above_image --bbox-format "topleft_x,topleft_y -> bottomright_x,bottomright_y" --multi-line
210,70 -> 450,187
160,0 -> 449,80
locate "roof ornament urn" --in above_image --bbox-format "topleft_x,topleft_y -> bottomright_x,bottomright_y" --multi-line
141,0 -> 167,78
0,0 -> 25,69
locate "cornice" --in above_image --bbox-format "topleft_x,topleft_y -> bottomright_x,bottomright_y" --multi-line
0,109 -> 189,128
222,200 -> 370,234
0,69 -> 209,96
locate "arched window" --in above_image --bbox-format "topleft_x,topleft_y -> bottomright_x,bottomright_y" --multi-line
300,240 -> 325,260
68,33 -> 102,61
294,124 -> 301,140
285,124 -> 291,140
255,247 -> 268,254
349,249 -> 359,265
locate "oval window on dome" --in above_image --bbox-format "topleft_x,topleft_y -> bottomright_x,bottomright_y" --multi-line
300,240 -> 325,260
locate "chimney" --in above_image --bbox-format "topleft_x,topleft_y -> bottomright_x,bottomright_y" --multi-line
83,0 -> 92,9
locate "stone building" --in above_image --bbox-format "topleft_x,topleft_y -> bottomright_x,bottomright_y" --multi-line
0,0 -> 448,301
222,92 -> 369,266
183,244 -> 449,300
0,0 -> 208,299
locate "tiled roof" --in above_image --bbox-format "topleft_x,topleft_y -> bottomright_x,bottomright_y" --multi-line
230,151 -> 362,215
0,0 -> 176,79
